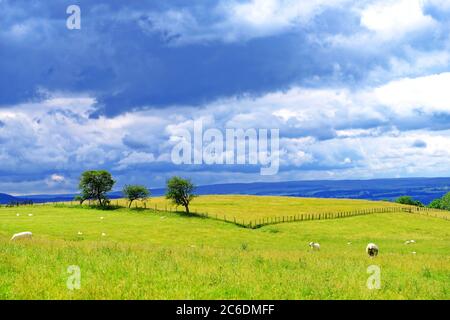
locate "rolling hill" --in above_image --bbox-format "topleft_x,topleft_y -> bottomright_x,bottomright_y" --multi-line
0,193 -> 18,204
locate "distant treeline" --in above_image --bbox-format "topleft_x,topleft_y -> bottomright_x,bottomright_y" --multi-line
395,192 -> 450,211
5,200 -> 34,207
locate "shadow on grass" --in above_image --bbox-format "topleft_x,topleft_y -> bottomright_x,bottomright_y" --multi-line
54,204 -> 123,211
58,203 -> 206,219
51,203 -> 247,229
125,207 -> 215,222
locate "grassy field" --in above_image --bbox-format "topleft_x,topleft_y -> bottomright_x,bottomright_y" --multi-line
104,195 -> 412,223
0,195 -> 449,299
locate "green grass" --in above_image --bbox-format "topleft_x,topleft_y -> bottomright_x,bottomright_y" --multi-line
0,196 -> 449,299
105,195 -> 413,223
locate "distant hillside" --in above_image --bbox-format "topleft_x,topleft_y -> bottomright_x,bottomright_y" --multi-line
5,177 -> 450,205
0,193 -> 18,204
15,194 -> 79,203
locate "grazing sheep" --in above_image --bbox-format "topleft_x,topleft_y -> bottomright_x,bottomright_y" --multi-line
101,232 -> 106,236
404,240 -> 416,245
366,243 -> 379,257
28,214 -> 33,217
77,231 -> 83,236
10,231 -> 33,241
309,242 -> 320,251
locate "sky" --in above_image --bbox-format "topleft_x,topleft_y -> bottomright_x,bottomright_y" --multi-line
1,0 -> 450,195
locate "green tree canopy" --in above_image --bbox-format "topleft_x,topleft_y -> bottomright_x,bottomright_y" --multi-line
165,176 -> 196,214
78,170 -> 115,207
428,198 -> 442,209
439,192 -> 450,210
395,196 -> 423,207
123,185 -> 150,208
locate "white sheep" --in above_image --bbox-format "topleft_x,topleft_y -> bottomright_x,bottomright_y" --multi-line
309,242 -> 320,251
10,231 -> 33,241
366,243 -> 379,257
404,240 -> 416,245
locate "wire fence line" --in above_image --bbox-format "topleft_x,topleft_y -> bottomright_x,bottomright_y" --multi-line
3,199 -> 448,229
189,206 -> 450,229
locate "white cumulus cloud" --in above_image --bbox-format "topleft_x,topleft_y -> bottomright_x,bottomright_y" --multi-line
360,0 -> 436,39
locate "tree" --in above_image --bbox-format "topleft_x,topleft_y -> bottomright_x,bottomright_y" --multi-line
428,198 -> 442,209
395,196 -> 423,207
439,192 -> 450,210
123,185 -> 150,208
74,195 -> 85,205
165,176 -> 196,214
78,170 -> 115,207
